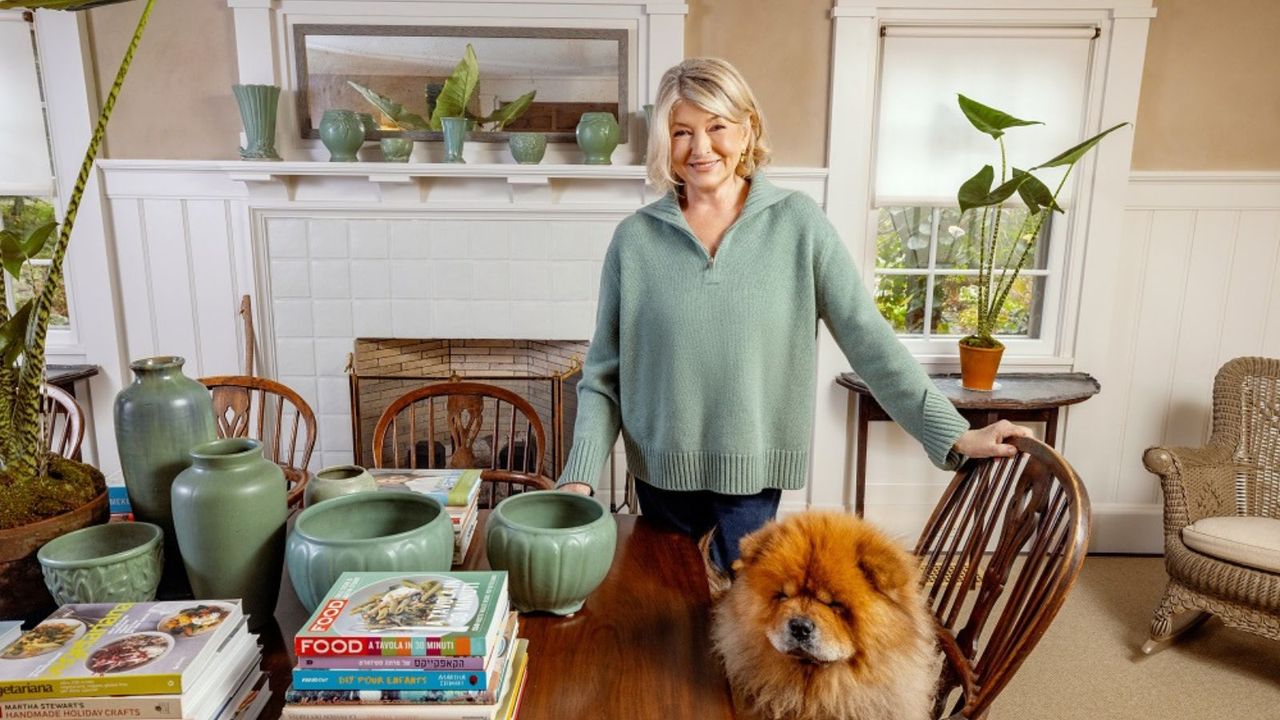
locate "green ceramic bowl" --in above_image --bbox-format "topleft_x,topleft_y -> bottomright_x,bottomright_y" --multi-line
507,132 -> 547,164
486,491 -> 616,615
286,492 -> 453,612
37,521 -> 164,604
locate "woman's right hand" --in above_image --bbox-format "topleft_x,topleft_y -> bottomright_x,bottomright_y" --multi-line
558,482 -> 593,496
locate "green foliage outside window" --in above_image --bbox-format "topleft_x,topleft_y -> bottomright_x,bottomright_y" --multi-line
0,197 -> 69,326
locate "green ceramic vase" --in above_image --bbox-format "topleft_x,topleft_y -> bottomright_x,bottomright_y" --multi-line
304,464 -> 376,507
380,137 -> 414,163
232,84 -> 282,160
114,356 -> 216,598
486,491 -> 616,615
171,438 -> 287,630
508,132 -> 547,164
441,116 -> 467,163
319,109 -> 365,162
575,112 -> 620,165
286,492 -> 454,612
37,521 -> 164,604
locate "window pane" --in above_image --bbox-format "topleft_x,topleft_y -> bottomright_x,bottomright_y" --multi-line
934,274 -> 1044,338
937,207 -> 1051,270
876,207 -> 932,269
874,273 -> 930,334
13,263 -> 68,327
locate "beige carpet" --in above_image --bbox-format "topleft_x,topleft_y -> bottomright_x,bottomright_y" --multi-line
990,556 -> 1280,719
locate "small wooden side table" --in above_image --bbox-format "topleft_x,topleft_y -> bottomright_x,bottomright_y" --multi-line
836,372 -> 1100,515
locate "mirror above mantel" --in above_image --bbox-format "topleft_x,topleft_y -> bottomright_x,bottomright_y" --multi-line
293,24 -> 629,144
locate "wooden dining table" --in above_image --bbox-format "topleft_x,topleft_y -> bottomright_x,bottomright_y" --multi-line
257,511 -> 737,720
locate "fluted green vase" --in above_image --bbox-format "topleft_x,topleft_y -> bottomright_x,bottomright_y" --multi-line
172,438 -> 286,630
232,84 -> 281,160
486,491 -> 616,615
114,356 -> 216,598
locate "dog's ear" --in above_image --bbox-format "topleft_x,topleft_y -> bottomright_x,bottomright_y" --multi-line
734,520 -> 781,571
856,542 -> 913,603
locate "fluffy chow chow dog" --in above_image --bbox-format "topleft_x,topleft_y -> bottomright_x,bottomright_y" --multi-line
712,511 -> 940,720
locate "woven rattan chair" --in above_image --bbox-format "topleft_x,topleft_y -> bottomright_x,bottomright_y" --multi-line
917,436 -> 1091,719
1141,356 -> 1280,653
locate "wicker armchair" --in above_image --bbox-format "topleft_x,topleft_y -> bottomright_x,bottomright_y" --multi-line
1141,356 -> 1280,653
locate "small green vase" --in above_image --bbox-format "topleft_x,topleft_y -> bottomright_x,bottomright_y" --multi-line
319,109 -> 365,162
38,522 -> 164,604
380,137 -> 414,163
232,84 -> 282,161
171,438 -> 287,630
485,491 -> 616,615
575,112 -> 620,165
441,116 -> 467,163
508,132 -> 547,164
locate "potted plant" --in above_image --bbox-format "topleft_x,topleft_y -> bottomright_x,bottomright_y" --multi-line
953,94 -> 1127,390
0,0 -> 155,619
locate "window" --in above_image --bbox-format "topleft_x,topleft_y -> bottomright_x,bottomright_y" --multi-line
1,10 -> 70,330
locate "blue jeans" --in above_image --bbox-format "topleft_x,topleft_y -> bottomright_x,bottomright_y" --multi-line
634,480 -> 782,573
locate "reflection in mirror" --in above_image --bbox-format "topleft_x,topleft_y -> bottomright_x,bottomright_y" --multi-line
294,25 -> 628,142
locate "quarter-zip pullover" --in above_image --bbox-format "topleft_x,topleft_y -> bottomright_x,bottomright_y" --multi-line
557,173 -> 971,494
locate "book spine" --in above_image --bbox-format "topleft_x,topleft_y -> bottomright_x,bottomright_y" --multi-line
0,675 -> 185,701
299,655 -> 486,671
283,685 -> 501,705
292,669 -> 491,691
281,706 -> 495,720
0,696 -> 184,719
294,635 -> 487,658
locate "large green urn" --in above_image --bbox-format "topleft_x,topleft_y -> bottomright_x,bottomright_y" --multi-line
171,438 -> 286,630
286,492 -> 454,612
485,491 -> 616,615
114,356 -> 216,597
575,112 -> 620,165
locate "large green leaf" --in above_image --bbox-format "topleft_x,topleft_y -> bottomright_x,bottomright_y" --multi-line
19,220 -> 55,259
429,44 -> 479,131
347,81 -> 429,131
482,90 -> 536,131
1012,169 -> 1061,215
0,301 -> 32,368
958,166 -> 1028,213
0,231 -> 25,279
1033,122 -> 1130,169
958,94 -> 1042,139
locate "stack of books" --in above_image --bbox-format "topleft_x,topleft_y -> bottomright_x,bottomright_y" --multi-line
371,469 -> 482,565
284,571 -> 528,720
0,600 -> 270,720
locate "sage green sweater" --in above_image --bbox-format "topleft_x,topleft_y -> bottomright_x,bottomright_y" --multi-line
557,174 -> 970,494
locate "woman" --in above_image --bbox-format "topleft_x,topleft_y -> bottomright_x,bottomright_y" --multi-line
558,58 -> 1029,573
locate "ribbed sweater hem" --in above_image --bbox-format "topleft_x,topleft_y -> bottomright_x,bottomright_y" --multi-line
622,437 -> 809,495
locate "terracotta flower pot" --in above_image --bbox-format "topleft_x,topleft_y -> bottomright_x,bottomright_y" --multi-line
0,470 -> 109,621
959,340 -> 1005,391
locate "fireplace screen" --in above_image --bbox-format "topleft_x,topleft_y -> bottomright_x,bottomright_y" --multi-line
348,339 -> 586,478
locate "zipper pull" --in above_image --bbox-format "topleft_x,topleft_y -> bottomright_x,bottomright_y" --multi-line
707,256 -> 716,270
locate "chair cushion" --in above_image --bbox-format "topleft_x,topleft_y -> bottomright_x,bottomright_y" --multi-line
1182,516 -> 1280,573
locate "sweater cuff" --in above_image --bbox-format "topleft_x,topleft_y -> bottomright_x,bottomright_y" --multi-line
922,391 -> 971,471
556,440 -> 610,490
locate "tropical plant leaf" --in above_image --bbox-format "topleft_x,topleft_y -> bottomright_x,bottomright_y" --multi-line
1033,122 -> 1130,169
19,220 -> 55,259
482,90 -> 536,131
1012,169 -> 1061,215
0,301 -> 32,368
958,165 -> 994,213
958,94 -> 1042,139
429,44 -> 479,131
0,231 -> 25,279
347,81 -> 429,131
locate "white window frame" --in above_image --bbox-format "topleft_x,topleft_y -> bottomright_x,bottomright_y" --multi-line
825,0 -> 1154,368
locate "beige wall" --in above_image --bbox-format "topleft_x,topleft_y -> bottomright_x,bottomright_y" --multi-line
87,0 -> 1280,170
88,0 -> 238,160
1131,0 -> 1280,170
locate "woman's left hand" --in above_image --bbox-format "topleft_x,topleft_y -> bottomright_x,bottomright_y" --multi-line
953,420 -> 1034,458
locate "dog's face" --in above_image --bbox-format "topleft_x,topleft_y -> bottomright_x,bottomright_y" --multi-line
730,512 -> 924,672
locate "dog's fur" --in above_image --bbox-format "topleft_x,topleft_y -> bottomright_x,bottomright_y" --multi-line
711,511 -> 939,720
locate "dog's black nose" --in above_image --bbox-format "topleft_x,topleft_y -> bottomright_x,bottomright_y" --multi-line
788,617 -> 814,642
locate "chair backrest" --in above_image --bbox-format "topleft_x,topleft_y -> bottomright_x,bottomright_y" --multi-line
915,436 -> 1090,720
371,380 -> 551,506
1211,356 -> 1280,517
41,383 -> 84,459
200,375 -> 317,507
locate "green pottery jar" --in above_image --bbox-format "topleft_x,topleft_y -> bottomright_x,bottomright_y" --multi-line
114,355 -> 216,598
486,491 -> 616,615
441,116 -> 467,163
380,137 -> 414,163
319,109 -> 365,162
287,492 -> 454,612
38,521 -> 164,604
575,112 -> 620,165
171,438 -> 287,630
232,84 -> 282,161
304,464 -> 376,507
507,132 -> 547,164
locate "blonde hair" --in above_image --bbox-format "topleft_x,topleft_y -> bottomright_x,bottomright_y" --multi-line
646,58 -> 772,195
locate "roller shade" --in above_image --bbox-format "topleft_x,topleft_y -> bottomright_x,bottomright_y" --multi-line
874,25 -> 1096,204
0,12 -> 54,197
